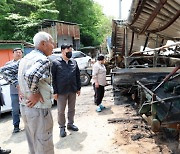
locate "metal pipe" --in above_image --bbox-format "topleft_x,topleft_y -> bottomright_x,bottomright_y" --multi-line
129,42 -> 180,57
119,0 -> 122,19
129,31 -> 134,55
137,81 -> 161,101
114,22 -> 118,67
124,27 -> 129,68
153,66 -> 180,92
143,33 -> 150,51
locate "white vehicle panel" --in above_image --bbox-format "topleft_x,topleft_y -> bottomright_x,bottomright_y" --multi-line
51,50 -> 92,69
0,78 -> 12,113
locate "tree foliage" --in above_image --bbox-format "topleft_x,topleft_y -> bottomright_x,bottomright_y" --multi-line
0,0 -> 112,46
54,0 -> 111,46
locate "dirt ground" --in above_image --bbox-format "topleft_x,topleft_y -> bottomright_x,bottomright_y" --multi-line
0,85 -> 179,154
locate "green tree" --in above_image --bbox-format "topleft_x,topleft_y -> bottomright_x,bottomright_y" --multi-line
0,0 -> 112,47
54,0 -> 111,46
0,0 -> 59,42
0,0 -> 13,39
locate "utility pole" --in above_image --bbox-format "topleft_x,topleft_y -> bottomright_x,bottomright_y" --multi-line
119,0 -> 122,19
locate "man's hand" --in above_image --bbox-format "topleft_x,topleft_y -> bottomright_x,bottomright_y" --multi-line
76,91 -> 80,96
95,82 -> 99,88
53,94 -> 58,101
26,92 -> 44,108
16,85 -> 24,102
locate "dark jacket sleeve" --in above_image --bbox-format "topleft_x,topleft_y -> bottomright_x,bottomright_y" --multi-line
76,63 -> 81,91
51,60 -> 58,94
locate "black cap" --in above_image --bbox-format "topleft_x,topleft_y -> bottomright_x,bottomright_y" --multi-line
61,44 -> 73,50
97,54 -> 105,61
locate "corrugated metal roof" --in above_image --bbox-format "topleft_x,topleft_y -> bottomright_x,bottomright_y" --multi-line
0,40 -> 34,47
111,0 -> 180,68
112,0 -> 180,54
39,19 -> 80,28
127,0 -> 180,40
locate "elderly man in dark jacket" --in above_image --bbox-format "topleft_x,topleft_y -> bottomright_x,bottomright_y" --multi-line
51,44 -> 81,137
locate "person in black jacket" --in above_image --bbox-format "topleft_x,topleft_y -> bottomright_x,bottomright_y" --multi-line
51,44 -> 81,137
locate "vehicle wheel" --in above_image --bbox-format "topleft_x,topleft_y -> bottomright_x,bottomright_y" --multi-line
80,72 -> 91,86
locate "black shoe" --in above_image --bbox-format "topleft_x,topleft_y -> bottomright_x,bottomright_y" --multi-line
13,127 -> 20,133
67,124 -> 79,131
0,148 -> 11,154
60,127 -> 67,137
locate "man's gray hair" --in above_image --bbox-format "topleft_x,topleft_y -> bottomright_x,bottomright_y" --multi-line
33,31 -> 52,48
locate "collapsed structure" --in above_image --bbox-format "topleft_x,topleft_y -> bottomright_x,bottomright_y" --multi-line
110,0 -> 180,133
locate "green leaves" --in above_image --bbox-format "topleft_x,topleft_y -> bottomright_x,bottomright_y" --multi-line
0,0 -> 112,47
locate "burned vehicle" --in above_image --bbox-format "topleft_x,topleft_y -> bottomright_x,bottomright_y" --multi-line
110,0 -> 180,133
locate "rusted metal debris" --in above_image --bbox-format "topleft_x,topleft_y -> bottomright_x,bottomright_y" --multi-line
107,117 -> 141,124
135,74 -> 180,131
110,0 -> 180,135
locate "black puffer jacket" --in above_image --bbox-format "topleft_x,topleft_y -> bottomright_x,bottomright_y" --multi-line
51,57 -> 81,94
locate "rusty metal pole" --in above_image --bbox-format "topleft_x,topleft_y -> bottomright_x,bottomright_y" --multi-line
114,22 -> 118,67
153,35 -> 159,67
153,66 -> 180,92
124,26 -> 129,68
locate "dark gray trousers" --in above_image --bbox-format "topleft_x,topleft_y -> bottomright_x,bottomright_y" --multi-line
57,92 -> 76,128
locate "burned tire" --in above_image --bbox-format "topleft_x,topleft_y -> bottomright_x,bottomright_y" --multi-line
80,72 -> 91,86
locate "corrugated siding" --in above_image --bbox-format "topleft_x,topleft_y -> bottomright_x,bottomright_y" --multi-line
43,23 -> 80,39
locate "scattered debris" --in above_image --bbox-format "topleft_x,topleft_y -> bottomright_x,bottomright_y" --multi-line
107,117 -> 141,124
131,133 -> 144,141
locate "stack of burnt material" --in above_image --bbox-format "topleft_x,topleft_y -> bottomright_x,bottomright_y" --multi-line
111,67 -> 176,105
111,66 -> 180,132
